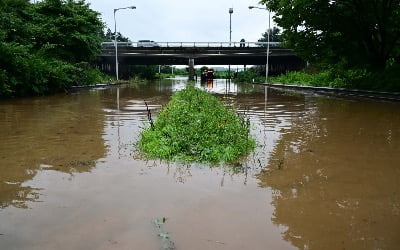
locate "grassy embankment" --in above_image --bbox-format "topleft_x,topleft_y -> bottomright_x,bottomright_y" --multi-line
138,86 -> 256,163
233,66 -> 400,92
269,66 -> 400,92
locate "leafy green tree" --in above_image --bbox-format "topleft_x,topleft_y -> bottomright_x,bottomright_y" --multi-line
0,0 -> 38,96
32,0 -> 103,63
258,27 -> 281,43
260,0 -> 400,70
173,67 -> 187,75
199,66 -> 208,72
0,0 -> 34,44
234,68 -> 264,83
129,65 -> 158,79
0,0 -> 105,97
101,28 -> 130,42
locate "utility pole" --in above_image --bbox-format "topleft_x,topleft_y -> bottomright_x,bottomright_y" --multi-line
249,6 -> 270,84
229,8 -> 233,80
229,8 -> 233,46
113,6 -> 136,81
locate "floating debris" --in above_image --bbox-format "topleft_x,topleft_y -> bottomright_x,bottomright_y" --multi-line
153,217 -> 176,250
153,217 -> 167,228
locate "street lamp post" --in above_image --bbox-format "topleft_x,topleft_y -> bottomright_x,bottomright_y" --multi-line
229,8 -> 233,46
229,8 -> 233,80
249,6 -> 270,84
114,6 -> 136,81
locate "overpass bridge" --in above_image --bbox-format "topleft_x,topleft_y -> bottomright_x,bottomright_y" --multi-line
97,42 -> 305,79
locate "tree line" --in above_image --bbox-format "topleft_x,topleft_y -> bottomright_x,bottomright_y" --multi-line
2,0 -> 399,97
0,0 -> 104,97
259,0 -> 400,91
262,0 -> 400,69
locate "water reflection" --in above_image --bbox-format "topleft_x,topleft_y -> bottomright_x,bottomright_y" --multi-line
256,98 -> 400,249
0,93 -> 106,208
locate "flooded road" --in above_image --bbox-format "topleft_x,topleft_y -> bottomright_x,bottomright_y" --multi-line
0,79 -> 399,250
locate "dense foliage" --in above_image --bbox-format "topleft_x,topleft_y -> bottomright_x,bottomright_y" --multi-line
234,68 -> 265,83
128,65 -> 158,80
270,65 -> 400,91
138,86 -> 256,163
101,28 -> 130,42
261,0 -> 400,70
258,27 -> 282,44
258,0 -> 400,91
0,0 -> 104,97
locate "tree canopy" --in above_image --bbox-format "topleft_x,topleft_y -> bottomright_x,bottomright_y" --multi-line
260,0 -> 400,70
101,28 -> 130,42
258,27 -> 282,43
0,0 -> 104,97
32,0 -> 103,63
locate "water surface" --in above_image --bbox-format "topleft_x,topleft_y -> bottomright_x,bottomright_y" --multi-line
0,79 -> 399,249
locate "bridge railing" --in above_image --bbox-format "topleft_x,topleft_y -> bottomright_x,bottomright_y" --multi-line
101,41 -> 281,48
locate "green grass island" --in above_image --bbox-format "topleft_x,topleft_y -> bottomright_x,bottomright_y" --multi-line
138,86 -> 256,163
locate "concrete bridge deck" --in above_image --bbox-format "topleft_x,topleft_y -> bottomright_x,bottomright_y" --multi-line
97,42 -> 305,78
100,46 -> 298,65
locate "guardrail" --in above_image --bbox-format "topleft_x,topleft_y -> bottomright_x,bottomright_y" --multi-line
101,41 -> 281,48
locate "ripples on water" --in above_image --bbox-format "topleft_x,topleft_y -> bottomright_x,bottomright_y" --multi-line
0,79 -> 399,250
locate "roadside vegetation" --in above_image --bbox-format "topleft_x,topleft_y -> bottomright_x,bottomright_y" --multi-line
0,0 -> 105,97
155,66 -> 188,79
269,65 -> 400,92
125,65 -> 188,80
257,0 -> 400,92
234,68 -> 265,83
138,86 -> 256,163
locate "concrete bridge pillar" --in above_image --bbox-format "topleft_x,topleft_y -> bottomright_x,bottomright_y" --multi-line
188,58 -> 195,81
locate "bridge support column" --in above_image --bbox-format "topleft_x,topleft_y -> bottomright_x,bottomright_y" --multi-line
188,58 -> 195,81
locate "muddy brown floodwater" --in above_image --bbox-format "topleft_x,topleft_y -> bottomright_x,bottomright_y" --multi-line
0,79 -> 399,250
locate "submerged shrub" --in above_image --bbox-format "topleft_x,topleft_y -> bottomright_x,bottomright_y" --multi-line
138,86 -> 256,163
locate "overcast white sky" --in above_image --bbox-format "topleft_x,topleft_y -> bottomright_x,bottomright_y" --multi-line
86,0 -> 273,43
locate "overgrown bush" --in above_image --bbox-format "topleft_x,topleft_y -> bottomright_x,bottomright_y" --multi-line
234,68 -> 265,83
129,65 -> 158,79
270,66 -> 400,92
138,86 -> 256,163
0,0 -> 104,97
0,45 -> 103,97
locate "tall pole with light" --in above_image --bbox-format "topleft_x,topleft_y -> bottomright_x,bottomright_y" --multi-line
229,8 -> 233,80
229,8 -> 233,46
114,6 -> 136,81
249,6 -> 270,84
